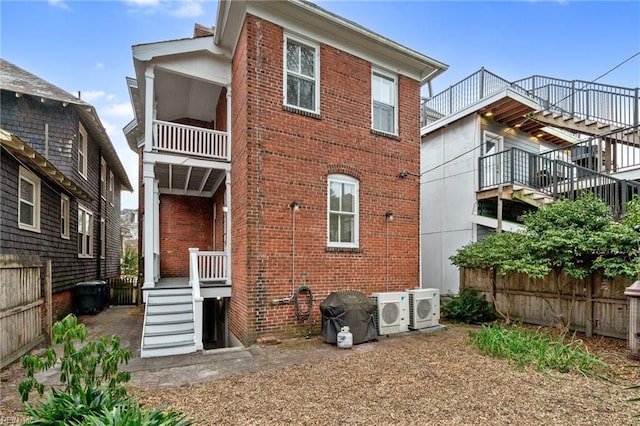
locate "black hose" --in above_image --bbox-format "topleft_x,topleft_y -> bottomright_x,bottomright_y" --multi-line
294,285 -> 313,321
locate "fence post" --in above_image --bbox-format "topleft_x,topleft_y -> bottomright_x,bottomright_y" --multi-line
44,260 -> 52,345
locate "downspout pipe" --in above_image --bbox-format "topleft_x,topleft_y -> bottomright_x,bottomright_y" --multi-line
272,200 -> 300,304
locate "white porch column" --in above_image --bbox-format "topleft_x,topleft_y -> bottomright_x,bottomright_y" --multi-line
225,170 -> 232,286
144,64 -> 155,153
142,161 -> 156,293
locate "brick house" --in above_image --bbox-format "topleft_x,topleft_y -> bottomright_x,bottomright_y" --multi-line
1,59 -> 133,319
124,0 -> 447,357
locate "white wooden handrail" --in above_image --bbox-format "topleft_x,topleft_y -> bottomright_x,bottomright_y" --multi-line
152,120 -> 229,160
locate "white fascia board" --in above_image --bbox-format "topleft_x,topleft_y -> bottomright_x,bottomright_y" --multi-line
471,214 -> 524,233
235,0 -> 447,84
132,36 -> 228,62
421,88 -> 539,137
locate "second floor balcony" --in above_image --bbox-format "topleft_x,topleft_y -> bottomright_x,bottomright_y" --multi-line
152,119 -> 229,162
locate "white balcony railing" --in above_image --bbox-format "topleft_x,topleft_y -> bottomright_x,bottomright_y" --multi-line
189,249 -> 228,284
152,120 -> 229,160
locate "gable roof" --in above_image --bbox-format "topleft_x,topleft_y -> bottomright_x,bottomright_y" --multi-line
0,59 -> 133,191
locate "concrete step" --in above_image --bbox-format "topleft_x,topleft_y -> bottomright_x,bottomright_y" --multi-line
141,340 -> 197,358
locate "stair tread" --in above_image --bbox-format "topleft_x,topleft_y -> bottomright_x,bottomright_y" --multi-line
145,328 -> 194,337
147,309 -> 192,315
142,340 -> 195,350
147,300 -> 192,306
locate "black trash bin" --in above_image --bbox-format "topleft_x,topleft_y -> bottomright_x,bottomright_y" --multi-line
74,280 -> 107,314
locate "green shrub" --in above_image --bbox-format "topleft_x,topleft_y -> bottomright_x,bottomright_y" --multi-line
470,324 -> 607,376
19,314 -> 193,426
441,289 -> 496,324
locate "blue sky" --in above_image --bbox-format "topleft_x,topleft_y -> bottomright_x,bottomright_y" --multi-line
2,0 -> 639,209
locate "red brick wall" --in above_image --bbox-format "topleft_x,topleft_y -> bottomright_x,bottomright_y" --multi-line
215,88 -> 227,132
159,195 -> 213,277
52,289 -> 73,322
229,15 -> 421,344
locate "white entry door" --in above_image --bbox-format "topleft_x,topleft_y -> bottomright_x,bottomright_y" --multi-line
481,131 -> 504,187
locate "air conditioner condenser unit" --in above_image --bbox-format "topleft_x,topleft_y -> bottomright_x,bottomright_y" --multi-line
407,288 -> 440,329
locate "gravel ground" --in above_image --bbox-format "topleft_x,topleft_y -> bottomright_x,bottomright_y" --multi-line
133,325 -> 639,426
2,323 -> 639,425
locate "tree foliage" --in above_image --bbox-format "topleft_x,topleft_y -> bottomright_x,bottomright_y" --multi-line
451,193 -> 640,280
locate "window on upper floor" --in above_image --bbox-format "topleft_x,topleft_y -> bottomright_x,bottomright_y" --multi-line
61,194 -> 70,239
100,157 -> 107,199
327,174 -> 359,248
372,69 -> 398,135
78,207 -> 94,258
18,167 -> 41,233
284,34 -> 320,114
78,123 -> 88,179
109,171 -> 114,205
100,218 -> 106,259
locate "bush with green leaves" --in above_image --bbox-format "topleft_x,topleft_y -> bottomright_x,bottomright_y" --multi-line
441,289 -> 496,324
19,314 -> 193,426
451,193 -> 640,279
470,324 -> 607,377
120,245 -> 139,277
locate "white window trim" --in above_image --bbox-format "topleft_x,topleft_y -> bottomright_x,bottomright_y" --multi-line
78,123 -> 88,179
100,157 -> 107,199
371,68 -> 398,136
100,218 -> 106,259
61,194 -> 70,239
283,33 -> 320,114
108,171 -> 114,205
327,174 -> 359,248
18,166 -> 41,233
78,206 -> 94,258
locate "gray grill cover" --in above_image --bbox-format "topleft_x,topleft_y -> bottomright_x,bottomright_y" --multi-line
320,291 -> 377,344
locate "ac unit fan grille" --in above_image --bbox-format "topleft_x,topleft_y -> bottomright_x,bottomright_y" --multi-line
416,299 -> 432,319
381,303 -> 399,324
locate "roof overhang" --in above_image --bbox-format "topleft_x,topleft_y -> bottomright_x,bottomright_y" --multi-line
215,0 -> 448,85
1,128 -> 92,202
420,88 -> 574,147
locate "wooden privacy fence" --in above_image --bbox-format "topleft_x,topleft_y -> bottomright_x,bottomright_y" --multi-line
1,255 -> 52,369
460,267 -> 630,339
106,276 -> 140,306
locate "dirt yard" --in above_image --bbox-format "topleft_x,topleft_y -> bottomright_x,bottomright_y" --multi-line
2,323 -> 639,425
133,324 -> 639,425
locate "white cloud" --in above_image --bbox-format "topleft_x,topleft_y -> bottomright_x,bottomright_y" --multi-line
81,90 -> 107,103
94,62 -> 105,70
103,102 -> 134,118
48,0 -> 70,10
123,0 -> 205,17
170,0 -> 203,18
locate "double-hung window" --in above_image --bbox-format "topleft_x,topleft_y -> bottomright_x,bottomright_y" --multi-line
328,174 -> 359,248
78,123 -> 88,179
108,171 -> 114,205
61,194 -> 70,239
100,218 -> 106,259
284,35 -> 319,113
372,70 -> 397,135
78,207 -> 94,258
100,158 -> 107,198
18,167 -> 41,232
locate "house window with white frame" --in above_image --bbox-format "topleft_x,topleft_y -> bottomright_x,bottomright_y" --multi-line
78,123 -> 88,179
372,70 -> 397,135
108,171 -> 114,205
60,194 -> 70,239
327,174 -> 359,248
78,207 -> 94,258
284,35 -> 319,113
18,167 -> 41,232
100,157 -> 107,198
100,218 -> 106,259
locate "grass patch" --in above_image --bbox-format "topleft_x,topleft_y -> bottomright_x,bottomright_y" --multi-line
470,324 -> 608,377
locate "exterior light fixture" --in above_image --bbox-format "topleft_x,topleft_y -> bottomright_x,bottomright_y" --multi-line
484,111 -> 493,117
290,200 -> 300,212
222,205 -> 228,213
536,133 -> 544,138
385,211 -> 394,222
